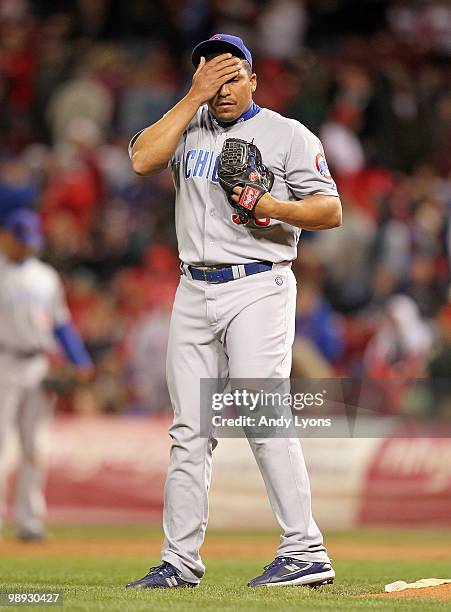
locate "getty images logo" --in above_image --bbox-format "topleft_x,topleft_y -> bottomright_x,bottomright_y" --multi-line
211,389 -> 327,411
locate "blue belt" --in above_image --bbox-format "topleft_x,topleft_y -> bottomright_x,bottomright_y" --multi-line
187,261 -> 273,283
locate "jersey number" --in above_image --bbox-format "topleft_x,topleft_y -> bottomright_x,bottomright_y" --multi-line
231,214 -> 270,227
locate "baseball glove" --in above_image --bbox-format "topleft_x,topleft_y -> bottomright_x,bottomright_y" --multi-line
217,138 -> 274,222
43,372 -> 79,395
43,367 -> 91,395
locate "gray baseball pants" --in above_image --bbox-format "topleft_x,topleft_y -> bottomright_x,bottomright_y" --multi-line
0,354 -> 53,536
161,264 -> 329,583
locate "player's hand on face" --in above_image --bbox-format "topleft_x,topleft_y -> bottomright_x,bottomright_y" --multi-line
230,186 -> 274,218
189,54 -> 242,106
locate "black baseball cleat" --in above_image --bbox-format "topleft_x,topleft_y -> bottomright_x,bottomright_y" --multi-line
248,557 -> 335,587
17,530 -> 46,543
126,562 -> 198,589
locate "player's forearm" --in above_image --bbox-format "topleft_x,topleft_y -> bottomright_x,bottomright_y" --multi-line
130,93 -> 200,176
259,194 -> 342,230
54,323 -> 93,368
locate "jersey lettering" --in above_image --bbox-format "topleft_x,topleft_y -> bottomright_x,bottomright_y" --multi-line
206,152 -> 215,178
184,150 -> 196,178
193,150 -> 209,177
211,156 -> 219,183
184,149 -> 220,183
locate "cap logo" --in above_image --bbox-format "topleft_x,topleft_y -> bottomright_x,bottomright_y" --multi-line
210,35 -> 222,40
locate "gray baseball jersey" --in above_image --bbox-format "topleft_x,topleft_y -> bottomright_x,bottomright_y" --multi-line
0,254 -> 69,354
130,105 -> 338,265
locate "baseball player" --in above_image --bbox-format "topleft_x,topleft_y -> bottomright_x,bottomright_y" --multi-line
127,34 -> 341,588
0,208 -> 93,541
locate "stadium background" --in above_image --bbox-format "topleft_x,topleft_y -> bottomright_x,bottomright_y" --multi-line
1,0 -> 450,533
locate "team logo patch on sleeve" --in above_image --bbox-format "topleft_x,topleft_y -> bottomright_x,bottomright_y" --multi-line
315,153 -> 332,179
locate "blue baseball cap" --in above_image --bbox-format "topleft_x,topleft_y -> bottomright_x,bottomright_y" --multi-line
192,34 -> 252,69
1,208 -> 43,248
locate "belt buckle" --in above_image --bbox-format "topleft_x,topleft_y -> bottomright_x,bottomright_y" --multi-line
205,268 -> 224,284
207,270 -> 223,284
191,265 -> 226,283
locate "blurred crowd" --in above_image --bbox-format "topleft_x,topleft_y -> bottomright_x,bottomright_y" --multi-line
0,0 -> 449,416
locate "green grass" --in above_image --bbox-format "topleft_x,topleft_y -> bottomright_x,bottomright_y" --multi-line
2,558 -> 450,611
1,527 -> 450,611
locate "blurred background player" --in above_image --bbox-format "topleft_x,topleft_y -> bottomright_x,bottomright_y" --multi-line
0,208 -> 93,541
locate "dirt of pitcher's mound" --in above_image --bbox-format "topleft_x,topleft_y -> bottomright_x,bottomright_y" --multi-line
370,584 -> 451,601
2,536 -> 451,563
